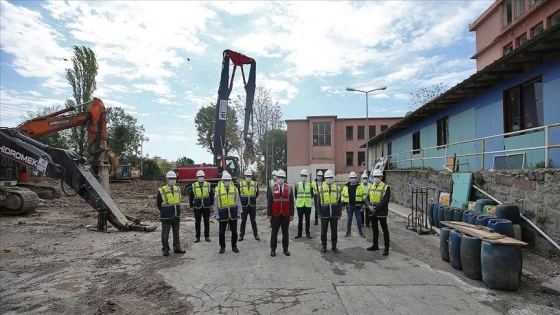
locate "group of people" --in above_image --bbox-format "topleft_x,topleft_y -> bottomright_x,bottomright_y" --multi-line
155,167 -> 391,257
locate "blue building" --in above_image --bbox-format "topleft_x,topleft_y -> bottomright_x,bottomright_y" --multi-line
369,23 -> 560,171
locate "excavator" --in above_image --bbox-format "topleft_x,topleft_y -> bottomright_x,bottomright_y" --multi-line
0,127 -> 156,231
175,49 -> 256,186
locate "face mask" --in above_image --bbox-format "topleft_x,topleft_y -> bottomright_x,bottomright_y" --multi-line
326,178 -> 333,185
197,177 -> 204,183
277,178 -> 285,185
350,178 -> 356,184
301,176 -> 307,182
317,176 -> 322,181
245,177 -> 251,183
362,179 -> 368,184
373,178 -> 381,184
224,180 -> 231,187
168,180 -> 176,186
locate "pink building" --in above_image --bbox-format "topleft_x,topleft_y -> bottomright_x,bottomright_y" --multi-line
470,0 -> 560,71
286,116 -> 401,182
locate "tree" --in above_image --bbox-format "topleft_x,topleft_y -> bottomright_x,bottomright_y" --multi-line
258,129 -> 287,182
195,104 -> 241,157
141,159 -> 161,177
65,46 -> 98,157
106,107 -> 145,163
20,105 -> 71,149
409,83 -> 447,110
176,156 -> 194,166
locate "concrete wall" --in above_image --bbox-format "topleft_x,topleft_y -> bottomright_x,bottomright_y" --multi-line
385,168 -> 560,256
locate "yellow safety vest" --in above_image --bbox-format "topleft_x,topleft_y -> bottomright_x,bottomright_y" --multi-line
216,185 -> 238,221
192,181 -> 211,209
318,182 -> 340,218
341,184 -> 365,204
158,185 -> 181,219
368,182 -> 388,204
296,182 -> 312,207
239,180 -> 257,206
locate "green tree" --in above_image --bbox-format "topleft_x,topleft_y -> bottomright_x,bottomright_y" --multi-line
141,159 -> 161,177
195,104 -> 241,157
65,46 -> 98,157
409,83 -> 447,110
258,129 -> 287,181
20,105 -> 71,149
106,107 -> 145,163
176,156 -> 194,166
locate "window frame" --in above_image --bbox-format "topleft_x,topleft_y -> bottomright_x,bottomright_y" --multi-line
357,151 -> 365,166
412,131 -> 421,155
503,76 -> 543,134
503,0 -> 513,27
531,22 -> 544,37
357,126 -> 365,140
346,151 -> 354,166
516,33 -> 528,47
345,125 -> 353,141
312,122 -> 332,146
503,42 -> 513,55
380,125 -> 388,132
368,125 -> 376,140
437,116 -> 449,148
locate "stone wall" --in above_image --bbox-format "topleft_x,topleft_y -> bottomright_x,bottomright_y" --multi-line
385,169 -> 560,257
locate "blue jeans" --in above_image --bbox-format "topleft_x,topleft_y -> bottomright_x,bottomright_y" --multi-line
346,205 -> 363,234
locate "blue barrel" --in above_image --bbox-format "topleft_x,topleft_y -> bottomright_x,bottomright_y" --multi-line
433,204 -> 441,228
453,208 -> 464,222
481,241 -> 521,291
487,219 -> 514,238
440,227 -> 451,262
438,205 -> 446,225
476,199 -> 496,213
496,204 -> 521,224
460,235 -> 482,280
461,201 -> 470,209
476,215 -> 497,227
428,204 -> 435,227
444,207 -> 455,221
462,211 -> 472,223
449,230 -> 463,270
467,212 -> 482,225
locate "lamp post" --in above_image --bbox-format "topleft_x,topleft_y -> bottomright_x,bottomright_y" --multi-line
140,136 -> 149,176
346,86 -> 387,174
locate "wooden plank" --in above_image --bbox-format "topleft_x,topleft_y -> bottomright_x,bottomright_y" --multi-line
441,221 -> 528,246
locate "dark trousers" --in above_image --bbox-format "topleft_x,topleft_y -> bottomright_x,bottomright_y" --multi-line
362,210 -> 371,226
320,217 -> 338,248
296,206 -> 311,236
270,215 -> 290,251
219,219 -> 238,249
240,205 -> 258,237
313,197 -> 320,222
371,216 -> 390,250
161,217 -> 181,253
194,207 -> 210,239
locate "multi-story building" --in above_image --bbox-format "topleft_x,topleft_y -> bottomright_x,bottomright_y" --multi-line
470,0 -> 560,70
286,116 -> 401,182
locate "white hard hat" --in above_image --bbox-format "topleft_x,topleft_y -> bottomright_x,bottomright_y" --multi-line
349,171 -> 357,178
276,170 -> 286,178
372,169 -> 383,177
324,170 -> 334,178
196,170 -> 205,177
300,169 -> 308,176
166,171 -> 177,178
317,170 -> 323,176
222,172 -> 232,180
272,170 -> 277,176
361,172 -> 368,179
244,169 -> 252,176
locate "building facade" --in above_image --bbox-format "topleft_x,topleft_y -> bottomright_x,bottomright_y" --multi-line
286,116 -> 401,182
470,0 -> 560,70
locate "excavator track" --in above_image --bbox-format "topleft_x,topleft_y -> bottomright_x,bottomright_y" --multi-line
0,186 -> 41,215
18,184 -> 62,200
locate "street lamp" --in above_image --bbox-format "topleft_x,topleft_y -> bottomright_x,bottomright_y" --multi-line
346,86 -> 387,175
140,136 -> 149,176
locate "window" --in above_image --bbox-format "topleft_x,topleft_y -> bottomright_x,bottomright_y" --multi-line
550,10 -> 560,26
530,0 -> 541,6
503,0 -> 513,27
504,77 -> 543,133
368,125 -> 376,140
531,23 -> 544,37
346,152 -> 354,166
437,116 -> 449,147
516,33 -> 528,47
313,122 -> 332,146
503,42 -> 513,55
357,126 -> 365,140
514,0 -> 525,18
358,151 -> 365,166
345,126 -> 353,141
412,132 -> 420,155
387,142 -> 392,158
381,125 -> 388,132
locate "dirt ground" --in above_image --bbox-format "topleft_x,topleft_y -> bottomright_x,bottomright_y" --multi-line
1,179 -> 559,314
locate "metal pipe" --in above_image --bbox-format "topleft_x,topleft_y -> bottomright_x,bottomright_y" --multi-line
472,184 -> 560,251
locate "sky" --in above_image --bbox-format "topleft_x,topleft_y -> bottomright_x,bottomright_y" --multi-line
0,0 -> 493,163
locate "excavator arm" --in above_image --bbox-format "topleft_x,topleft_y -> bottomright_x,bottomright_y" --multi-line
214,49 -> 256,169
0,128 -> 156,231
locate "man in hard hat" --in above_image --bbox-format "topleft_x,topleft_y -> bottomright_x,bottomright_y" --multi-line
318,170 -> 342,253
361,172 -> 372,228
156,171 -> 186,256
311,170 -> 324,225
365,169 -> 391,255
239,169 -> 260,241
267,169 -> 294,257
214,172 -> 243,254
269,170 -> 278,188
189,170 -> 214,243
341,172 -> 366,238
294,169 -> 313,239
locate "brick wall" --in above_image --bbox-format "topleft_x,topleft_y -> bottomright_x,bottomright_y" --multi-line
386,169 -> 560,257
